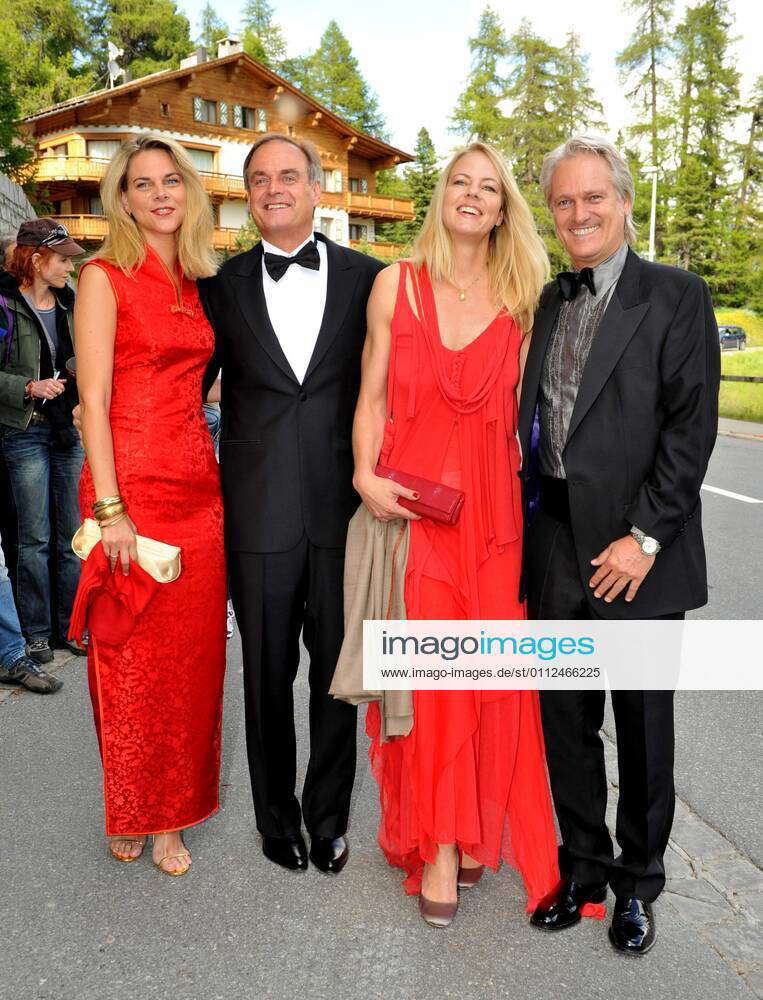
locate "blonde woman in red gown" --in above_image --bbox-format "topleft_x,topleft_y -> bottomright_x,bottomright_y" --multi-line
75,134 -> 225,875
353,142 -> 559,925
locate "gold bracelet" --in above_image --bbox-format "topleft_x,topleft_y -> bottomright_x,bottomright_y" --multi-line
93,495 -> 123,512
98,512 -> 127,528
94,503 -> 127,522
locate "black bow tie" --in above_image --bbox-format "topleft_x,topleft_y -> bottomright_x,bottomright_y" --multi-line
556,267 -> 596,301
264,242 -> 320,282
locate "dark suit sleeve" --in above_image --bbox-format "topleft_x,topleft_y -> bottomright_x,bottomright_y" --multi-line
624,277 -> 720,546
199,277 -> 222,400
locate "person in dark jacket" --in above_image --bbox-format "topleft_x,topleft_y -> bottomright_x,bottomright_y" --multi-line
0,219 -> 86,664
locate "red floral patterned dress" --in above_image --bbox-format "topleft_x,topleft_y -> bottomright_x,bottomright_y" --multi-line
366,263 -> 559,909
79,247 -> 226,836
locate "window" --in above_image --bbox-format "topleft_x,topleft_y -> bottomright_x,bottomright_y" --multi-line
48,142 -> 68,158
89,196 -> 104,216
349,177 -> 368,194
322,169 -> 343,193
349,224 -> 368,242
318,218 -> 334,239
86,140 -> 120,161
218,101 -> 228,126
160,102 -> 170,117
233,104 -> 243,128
185,148 -> 215,173
193,97 -> 217,124
257,108 -> 267,132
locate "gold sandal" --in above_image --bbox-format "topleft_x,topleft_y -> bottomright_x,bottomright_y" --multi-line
109,837 -> 147,863
152,846 -> 192,877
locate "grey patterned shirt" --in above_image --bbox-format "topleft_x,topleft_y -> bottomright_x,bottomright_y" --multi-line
538,242 -> 629,478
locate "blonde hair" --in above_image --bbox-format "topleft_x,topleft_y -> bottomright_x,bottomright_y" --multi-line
412,142 -> 549,333
95,132 -> 217,279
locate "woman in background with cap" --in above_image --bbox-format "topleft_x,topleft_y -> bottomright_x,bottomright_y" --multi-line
0,219 -> 86,670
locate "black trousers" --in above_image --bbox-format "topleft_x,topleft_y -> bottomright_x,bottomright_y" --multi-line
526,498 -> 680,902
228,534 -> 357,840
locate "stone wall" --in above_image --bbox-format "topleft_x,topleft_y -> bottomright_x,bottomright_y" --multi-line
0,173 -> 36,238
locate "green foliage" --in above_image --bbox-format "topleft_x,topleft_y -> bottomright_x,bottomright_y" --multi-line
0,54 -> 36,183
407,127 -> 439,233
1,0 -> 96,114
279,21 -> 387,139
450,6 -> 509,142
197,3 -> 228,53
240,0 -> 286,68
554,31 -> 606,136
233,215 -> 261,254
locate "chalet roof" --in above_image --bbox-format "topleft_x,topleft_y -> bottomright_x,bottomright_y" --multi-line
22,51 -> 413,165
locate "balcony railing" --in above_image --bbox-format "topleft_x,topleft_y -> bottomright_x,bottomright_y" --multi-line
349,240 -> 404,259
35,156 -> 248,200
53,215 -> 242,251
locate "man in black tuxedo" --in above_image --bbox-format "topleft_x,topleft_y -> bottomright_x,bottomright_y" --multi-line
519,136 -> 720,953
201,135 -> 384,874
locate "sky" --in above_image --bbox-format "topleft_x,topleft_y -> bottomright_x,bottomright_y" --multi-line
177,0 -> 761,159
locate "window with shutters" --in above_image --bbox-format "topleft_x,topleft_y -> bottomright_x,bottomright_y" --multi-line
257,108 -> 267,131
349,224 -> 368,242
218,101 -> 228,126
233,104 -> 243,128
349,177 -> 369,194
322,169 -> 343,193
192,97 -> 217,124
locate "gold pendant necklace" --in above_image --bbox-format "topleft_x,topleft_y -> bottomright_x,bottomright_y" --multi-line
454,269 -> 485,301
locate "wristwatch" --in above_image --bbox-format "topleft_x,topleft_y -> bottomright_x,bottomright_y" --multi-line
630,525 -> 661,556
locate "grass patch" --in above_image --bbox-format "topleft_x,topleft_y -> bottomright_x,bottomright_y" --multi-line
715,309 -> 763,348
719,350 -> 763,423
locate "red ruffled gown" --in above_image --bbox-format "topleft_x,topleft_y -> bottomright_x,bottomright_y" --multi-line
79,247 -> 226,836
366,263 -> 559,910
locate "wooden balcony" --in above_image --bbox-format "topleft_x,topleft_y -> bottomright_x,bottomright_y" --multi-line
53,215 -> 242,251
34,157 -> 415,220
35,157 -> 247,200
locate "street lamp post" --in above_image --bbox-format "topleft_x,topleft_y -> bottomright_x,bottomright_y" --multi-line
642,165 -> 659,263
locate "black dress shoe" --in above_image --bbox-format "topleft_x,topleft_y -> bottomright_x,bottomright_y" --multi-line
309,835 -> 349,874
262,833 -> 308,871
530,879 -> 608,931
609,897 -> 656,955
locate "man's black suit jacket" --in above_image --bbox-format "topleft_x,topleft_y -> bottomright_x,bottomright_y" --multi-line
200,234 -> 385,553
518,248 -> 721,618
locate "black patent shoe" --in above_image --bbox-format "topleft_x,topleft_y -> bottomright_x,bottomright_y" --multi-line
530,879 -> 608,931
0,655 -> 63,694
609,897 -> 656,955
262,833 -> 308,871
309,835 -> 349,874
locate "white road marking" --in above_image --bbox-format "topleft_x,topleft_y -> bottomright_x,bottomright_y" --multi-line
701,484 -> 763,504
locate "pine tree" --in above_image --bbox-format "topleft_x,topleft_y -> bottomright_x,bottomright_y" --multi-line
197,3 -> 228,53
450,6 -> 509,142
617,0 -> 674,166
282,22 -> 387,138
240,0 -> 286,67
0,54 -> 36,183
555,30 -> 606,136
665,0 -> 739,286
96,0 -> 193,81
407,128 -> 439,233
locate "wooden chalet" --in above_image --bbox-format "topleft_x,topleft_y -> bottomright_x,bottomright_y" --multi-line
22,38 -> 415,257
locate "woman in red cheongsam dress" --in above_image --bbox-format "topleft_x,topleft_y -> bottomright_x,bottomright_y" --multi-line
75,133 -> 225,876
353,142 -> 559,926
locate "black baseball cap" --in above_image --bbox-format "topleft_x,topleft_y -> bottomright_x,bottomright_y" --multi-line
15,219 -> 85,256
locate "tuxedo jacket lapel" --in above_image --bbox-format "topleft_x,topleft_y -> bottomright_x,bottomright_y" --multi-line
229,243 -> 299,383
565,250 -> 650,446
304,236 -> 360,383
519,288 -> 561,448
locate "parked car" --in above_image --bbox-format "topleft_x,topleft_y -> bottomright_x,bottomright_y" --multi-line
718,325 -> 747,350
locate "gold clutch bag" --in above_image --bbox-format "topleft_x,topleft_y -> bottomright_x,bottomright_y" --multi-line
72,518 -> 182,583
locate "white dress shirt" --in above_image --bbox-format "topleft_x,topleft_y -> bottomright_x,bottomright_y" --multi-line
261,234 -> 328,384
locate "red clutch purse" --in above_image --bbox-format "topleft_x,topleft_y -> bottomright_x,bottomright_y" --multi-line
375,464 -> 465,525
